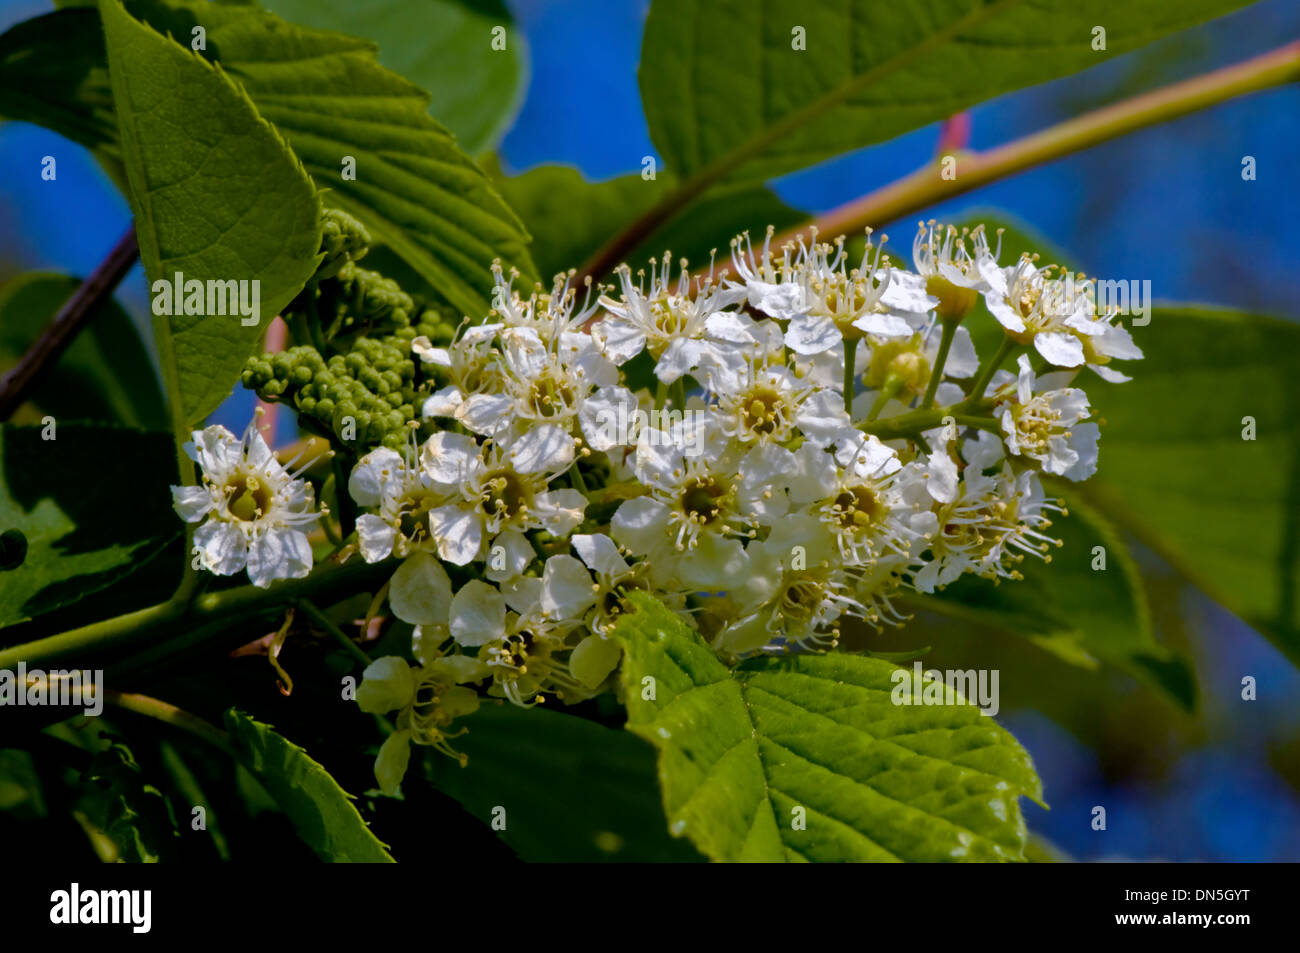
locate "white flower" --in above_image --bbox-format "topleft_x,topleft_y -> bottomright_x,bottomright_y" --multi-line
348,442 -> 449,562
714,514 -> 864,656
790,442 -> 935,567
912,467 -> 1062,592
997,354 -> 1099,480
594,254 -> 753,383
704,353 -> 853,447
421,434 -> 585,580
912,221 -> 998,299
357,654 -> 484,787
452,326 -> 631,474
979,260 -> 1144,376
416,322 -> 502,419
171,418 -> 318,588
612,437 -> 750,588
448,579 -> 583,706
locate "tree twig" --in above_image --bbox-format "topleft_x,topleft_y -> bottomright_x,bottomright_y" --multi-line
775,41 -> 1300,248
0,226 -> 139,420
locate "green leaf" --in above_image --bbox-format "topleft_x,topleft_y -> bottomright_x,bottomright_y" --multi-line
81,736 -> 178,863
491,163 -> 805,279
99,0 -> 322,424
1083,307 -> 1300,666
613,593 -> 1042,862
135,0 -> 533,317
640,0 -> 1253,188
0,423 -> 180,628
914,487 -> 1196,710
261,0 -> 526,155
1,2 -> 532,320
428,701 -> 704,862
0,273 -> 165,430
223,709 -> 394,862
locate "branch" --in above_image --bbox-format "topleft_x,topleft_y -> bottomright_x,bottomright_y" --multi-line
0,556 -> 396,675
776,41 -> 1300,248
0,227 -> 139,420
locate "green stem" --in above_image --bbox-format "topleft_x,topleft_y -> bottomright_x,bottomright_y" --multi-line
921,319 -> 958,409
297,598 -> 372,668
0,557 -> 395,675
842,336 -> 858,413
105,690 -> 235,757
333,455 -> 356,537
775,41 -> 1300,250
865,375 -> 905,422
858,405 -> 1000,441
964,337 -> 1017,407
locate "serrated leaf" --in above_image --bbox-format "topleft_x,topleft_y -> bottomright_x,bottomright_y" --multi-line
1083,307 -> 1300,666
135,0 -> 533,317
223,709 -> 394,863
0,273 -> 165,430
429,702 -> 704,862
0,423 -> 180,628
914,487 -> 1195,710
99,0 -> 322,424
640,0 -> 1253,189
613,593 -> 1042,862
261,0 -> 526,156
1,2 -> 532,320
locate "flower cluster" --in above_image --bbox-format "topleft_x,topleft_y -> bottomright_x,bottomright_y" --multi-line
172,221 -> 1142,788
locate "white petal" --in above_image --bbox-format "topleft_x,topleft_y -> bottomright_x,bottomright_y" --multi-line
794,389 -> 853,444
348,448 -> 404,507
572,533 -> 628,579
421,431 -> 481,486
356,513 -> 397,563
611,497 -> 669,556
593,317 -> 646,365
356,657 -> 415,714
389,551 -> 454,625
1034,330 -> 1086,367
850,311 -> 912,339
580,386 -> 637,451
374,729 -> 412,796
457,393 -> 514,435
533,489 -> 586,536
944,326 -> 979,378
925,451 -> 959,504
508,424 -> 574,474
171,485 -> 212,523
1062,422 -> 1100,481
541,554 -> 597,620
785,314 -> 842,355
1089,362 -> 1131,383
485,527 -> 534,582
429,504 -> 482,566
450,580 -> 506,647
194,520 -> 246,576
422,385 -> 465,419
246,529 -> 312,588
